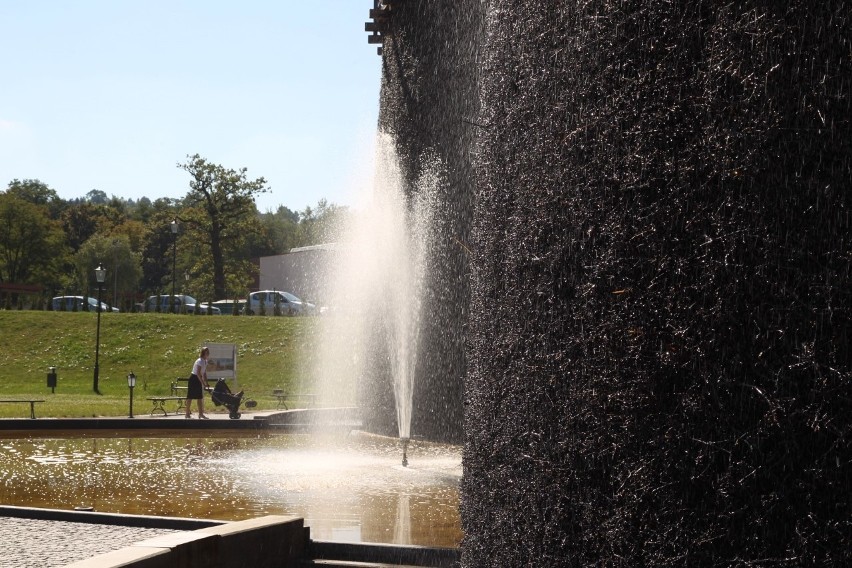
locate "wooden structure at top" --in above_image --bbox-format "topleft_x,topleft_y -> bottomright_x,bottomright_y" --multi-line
365,0 -> 398,55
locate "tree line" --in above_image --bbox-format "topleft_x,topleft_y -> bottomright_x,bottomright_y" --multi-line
0,154 -> 347,310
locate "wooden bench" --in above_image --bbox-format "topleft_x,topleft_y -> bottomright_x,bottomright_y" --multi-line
146,396 -> 187,416
0,399 -> 45,419
272,389 -> 317,410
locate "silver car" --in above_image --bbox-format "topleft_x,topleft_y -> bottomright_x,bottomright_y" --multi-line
243,290 -> 316,316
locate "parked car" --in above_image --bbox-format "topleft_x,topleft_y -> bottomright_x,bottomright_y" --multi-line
51,296 -> 118,312
210,299 -> 246,315
143,294 -> 221,314
243,290 -> 316,316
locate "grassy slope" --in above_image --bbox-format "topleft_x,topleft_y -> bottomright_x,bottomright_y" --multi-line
0,311 -> 316,418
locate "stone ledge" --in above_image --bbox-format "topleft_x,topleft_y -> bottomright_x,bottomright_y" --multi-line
0,505 -> 223,530
67,515 -> 306,568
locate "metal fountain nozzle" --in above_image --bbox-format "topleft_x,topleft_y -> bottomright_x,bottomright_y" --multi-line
401,437 -> 410,467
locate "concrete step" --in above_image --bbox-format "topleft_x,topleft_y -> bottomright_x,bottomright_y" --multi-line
305,540 -> 460,568
300,561 -> 428,568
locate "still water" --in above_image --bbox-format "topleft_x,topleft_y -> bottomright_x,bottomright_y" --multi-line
0,431 -> 462,547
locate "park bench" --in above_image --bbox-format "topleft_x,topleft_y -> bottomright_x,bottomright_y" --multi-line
146,396 -> 186,416
273,388 -> 317,410
0,399 -> 45,419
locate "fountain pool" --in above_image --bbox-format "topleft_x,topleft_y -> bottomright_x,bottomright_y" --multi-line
0,431 -> 462,548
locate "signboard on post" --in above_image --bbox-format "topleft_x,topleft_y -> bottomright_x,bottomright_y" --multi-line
206,343 -> 237,386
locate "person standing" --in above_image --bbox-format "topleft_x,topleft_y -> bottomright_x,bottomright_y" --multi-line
185,346 -> 210,419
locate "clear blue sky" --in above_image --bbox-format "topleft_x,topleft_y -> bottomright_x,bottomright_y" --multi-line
0,1 -> 382,213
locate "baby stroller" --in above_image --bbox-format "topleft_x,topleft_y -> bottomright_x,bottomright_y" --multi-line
210,378 -> 245,419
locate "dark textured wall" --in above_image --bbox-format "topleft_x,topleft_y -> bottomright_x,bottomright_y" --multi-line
463,2 -> 851,565
375,0 -> 851,565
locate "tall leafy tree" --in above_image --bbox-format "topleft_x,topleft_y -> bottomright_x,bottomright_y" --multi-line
6,178 -> 59,206
75,234 -> 142,311
138,200 -> 181,295
60,202 -> 126,252
297,199 -> 349,246
249,205 -> 301,257
177,154 -> 267,299
86,189 -> 108,204
129,196 -> 154,224
0,193 -> 68,285
6,179 -> 64,219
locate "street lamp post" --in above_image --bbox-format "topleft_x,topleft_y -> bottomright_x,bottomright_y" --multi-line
112,239 -> 118,310
170,220 -> 178,313
47,366 -> 57,394
93,263 -> 106,394
127,371 -> 136,418
184,271 -> 190,314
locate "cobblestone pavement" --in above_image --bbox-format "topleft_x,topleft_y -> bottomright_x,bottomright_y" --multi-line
0,517 -> 179,567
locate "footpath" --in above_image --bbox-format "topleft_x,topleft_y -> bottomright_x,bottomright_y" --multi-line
0,514 -> 187,567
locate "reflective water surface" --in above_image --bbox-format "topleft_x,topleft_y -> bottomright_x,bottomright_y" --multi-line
0,431 -> 462,547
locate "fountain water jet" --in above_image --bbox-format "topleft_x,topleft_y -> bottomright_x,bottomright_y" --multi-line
400,437 -> 410,467
310,132 -> 440,461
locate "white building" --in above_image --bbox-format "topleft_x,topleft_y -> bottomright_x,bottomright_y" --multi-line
257,244 -> 337,306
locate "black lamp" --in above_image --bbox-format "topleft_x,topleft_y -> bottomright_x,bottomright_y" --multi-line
127,371 -> 137,418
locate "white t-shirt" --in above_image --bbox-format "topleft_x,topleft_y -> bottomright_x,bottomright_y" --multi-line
192,357 -> 207,377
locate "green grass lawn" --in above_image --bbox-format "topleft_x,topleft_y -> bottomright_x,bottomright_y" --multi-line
0,311 -> 319,418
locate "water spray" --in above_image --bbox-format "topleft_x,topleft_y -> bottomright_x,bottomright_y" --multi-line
401,437 -> 410,467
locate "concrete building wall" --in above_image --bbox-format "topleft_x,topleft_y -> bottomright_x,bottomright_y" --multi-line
258,246 -> 336,306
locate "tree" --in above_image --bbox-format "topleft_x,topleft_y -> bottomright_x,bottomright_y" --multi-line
247,205 -> 301,258
6,179 -> 63,219
75,235 -> 142,311
86,189 -> 108,204
6,178 -> 59,206
0,193 -> 68,286
139,201 -> 181,294
130,197 -> 154,223
177,154 -> 268,299
297,199 -> 349,246
60,202 -> 125,252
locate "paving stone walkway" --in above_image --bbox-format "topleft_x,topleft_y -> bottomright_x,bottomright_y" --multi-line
0,517 -> 179,567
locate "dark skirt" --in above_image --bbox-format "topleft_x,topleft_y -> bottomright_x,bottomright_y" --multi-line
187,374 -> 203,399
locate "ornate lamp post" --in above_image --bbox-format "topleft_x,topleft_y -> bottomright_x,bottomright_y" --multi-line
127,371 -> 137,418
47,366 -> 57,394
170,220 -> 178,313
93,263 -> 106,394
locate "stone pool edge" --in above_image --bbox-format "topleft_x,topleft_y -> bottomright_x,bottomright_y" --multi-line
0,506 -> 460,567
0,406 -> 362,434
